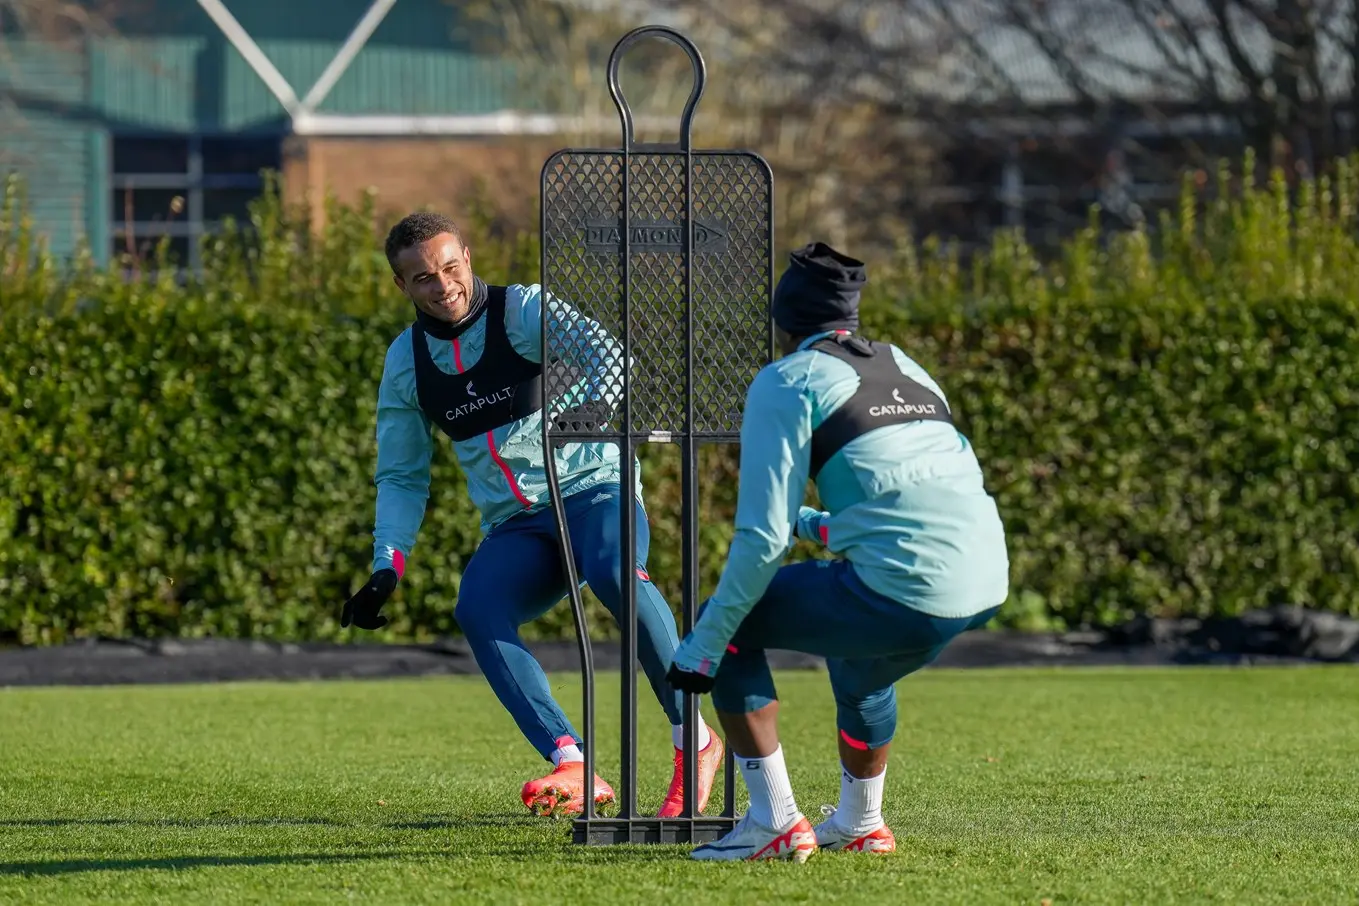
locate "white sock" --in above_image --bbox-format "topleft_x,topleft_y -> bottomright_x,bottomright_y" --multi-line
672,719 -> 712,751
736,745 -> 800,829
550,744 -> 584,767
835,763 -> 885,834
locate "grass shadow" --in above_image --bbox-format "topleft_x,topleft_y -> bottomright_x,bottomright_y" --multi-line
483,845 -> 686,863
404,814 -> 718,862
0,817 -> 347,829
0,850 -> 432,877
2,814 -> 706,865
386,812 -> 544,831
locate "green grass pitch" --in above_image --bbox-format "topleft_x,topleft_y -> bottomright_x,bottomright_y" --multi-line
2,665 -> 1356,904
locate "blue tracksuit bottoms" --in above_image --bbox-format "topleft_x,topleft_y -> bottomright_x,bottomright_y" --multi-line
453,482 -> 685,760
707,558 -> 1000,749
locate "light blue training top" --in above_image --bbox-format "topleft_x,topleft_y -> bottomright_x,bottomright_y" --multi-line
368,283 -> 630,575
673,330 -> 1011,671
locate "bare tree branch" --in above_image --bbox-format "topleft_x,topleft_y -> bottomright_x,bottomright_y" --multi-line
455,0 -> 1357,249
927,0 -> 1027,102
1205,0 -> 1269,104
1130,0 -> 1229,104
1005,1 -> 1105,107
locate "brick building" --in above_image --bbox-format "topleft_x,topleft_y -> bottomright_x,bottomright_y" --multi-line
0,0 -> 572,268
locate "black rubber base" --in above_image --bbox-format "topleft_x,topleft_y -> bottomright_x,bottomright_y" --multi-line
572,816 -> 740,845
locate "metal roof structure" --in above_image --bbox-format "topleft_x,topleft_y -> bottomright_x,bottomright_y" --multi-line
191,0 -> 673,135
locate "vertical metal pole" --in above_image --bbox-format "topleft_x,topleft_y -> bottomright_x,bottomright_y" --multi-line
680,447 -> 698,819
541,158 -> 595,834
619,144 -> 639,830
554,451 -> 596,824
680,105 -> 699,823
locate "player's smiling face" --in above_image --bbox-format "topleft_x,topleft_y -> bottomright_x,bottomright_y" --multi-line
393,233 -> 475,323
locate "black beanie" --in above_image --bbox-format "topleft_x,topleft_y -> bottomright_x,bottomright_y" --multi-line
772,241 -> 867,337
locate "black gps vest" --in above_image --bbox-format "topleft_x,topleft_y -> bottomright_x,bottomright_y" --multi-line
411,285 -> 543,442
808,334 -> 954,479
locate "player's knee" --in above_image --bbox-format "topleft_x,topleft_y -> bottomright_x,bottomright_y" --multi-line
711,681 -> 776,716
454,595 -> 508,638
834,686 -> 897,749
711,649 -> 777,714
833,683 -> 895,715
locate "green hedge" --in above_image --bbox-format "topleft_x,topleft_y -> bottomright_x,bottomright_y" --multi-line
3,155 -> 1358,645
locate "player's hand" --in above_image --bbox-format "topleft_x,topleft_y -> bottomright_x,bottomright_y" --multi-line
341,568 -> 398,630
668,629 -> 721,694
667,661 -> 716,695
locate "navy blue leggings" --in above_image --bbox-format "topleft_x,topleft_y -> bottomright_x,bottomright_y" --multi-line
454,482 -> 685,760
709,559 -> 1001,749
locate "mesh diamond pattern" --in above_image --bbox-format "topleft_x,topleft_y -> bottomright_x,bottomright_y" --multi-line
541,150 -> 773,438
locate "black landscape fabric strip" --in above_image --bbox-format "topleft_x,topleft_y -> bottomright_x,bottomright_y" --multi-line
0,607 -> 1355,687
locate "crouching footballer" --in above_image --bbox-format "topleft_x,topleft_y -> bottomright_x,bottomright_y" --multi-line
666,242 -> 1010,862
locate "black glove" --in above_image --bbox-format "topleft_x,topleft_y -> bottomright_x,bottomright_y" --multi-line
341,568 -> 398,630
667,661 -> 716,695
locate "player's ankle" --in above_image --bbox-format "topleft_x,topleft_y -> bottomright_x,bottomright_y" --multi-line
833,762 -> 885,833
550,741 -> 584,766
737,745 -> 800,828
671,719 -> 712,751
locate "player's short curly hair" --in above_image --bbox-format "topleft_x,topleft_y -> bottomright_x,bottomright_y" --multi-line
384,211 -> 464,273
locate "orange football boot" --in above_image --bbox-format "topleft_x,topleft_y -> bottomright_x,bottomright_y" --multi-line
657,733 -> 725,817
521,761 -> 616,817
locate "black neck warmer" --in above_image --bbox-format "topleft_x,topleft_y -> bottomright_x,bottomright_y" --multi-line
414,275 -> 489,341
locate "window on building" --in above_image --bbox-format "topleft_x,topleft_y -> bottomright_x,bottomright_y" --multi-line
110,134 -> 282,271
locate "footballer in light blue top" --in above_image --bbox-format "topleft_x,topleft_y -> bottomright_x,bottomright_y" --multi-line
670,241 -> 1010,862
369,277 -> 624,573
342,213 -> 722,815
673,329 -> 1011,665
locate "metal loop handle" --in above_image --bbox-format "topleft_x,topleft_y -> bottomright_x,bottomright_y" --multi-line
606,25 -> 707,150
